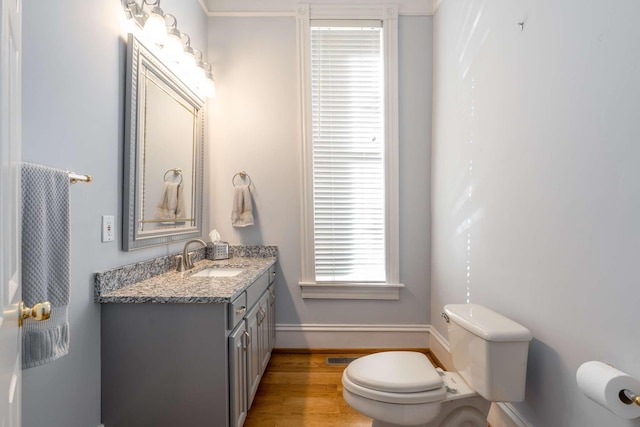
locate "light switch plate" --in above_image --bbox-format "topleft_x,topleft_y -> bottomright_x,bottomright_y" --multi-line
102,215 -> 115,242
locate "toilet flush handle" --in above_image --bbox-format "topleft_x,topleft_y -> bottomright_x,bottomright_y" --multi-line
441,312 -> 450,323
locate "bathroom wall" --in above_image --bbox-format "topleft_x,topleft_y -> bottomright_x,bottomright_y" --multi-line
431,0 -> 640,426
21,1 -> 207,426
207,15 -> 433,336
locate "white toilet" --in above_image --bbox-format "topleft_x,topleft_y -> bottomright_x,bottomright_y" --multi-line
342,304 -> 533,427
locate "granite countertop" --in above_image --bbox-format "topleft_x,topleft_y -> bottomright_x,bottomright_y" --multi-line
97,256 -> 276,304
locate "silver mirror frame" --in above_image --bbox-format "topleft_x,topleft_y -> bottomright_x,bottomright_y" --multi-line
123,34 -> 204,251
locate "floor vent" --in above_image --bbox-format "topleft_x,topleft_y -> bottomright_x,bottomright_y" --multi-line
326,356 -> 359,365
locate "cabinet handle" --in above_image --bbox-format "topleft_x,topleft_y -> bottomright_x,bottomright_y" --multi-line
236,306 -> 246,315
243,330 -> 250,349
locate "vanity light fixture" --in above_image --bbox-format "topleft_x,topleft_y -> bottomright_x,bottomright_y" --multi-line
121,0 -> 216,98
201,63 -> 216,99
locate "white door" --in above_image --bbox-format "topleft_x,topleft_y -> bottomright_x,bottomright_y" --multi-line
0,0 -> 21,425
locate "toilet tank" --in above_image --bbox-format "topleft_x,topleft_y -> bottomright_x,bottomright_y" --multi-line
443,304 -> 532,402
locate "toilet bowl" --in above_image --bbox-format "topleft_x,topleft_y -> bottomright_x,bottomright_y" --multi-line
342,351 -> 490,427
341,304 -> 533,427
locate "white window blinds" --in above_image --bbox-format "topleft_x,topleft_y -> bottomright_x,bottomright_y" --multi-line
310,22 -> 386,283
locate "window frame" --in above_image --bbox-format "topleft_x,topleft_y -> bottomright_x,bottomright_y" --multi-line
297,4 -> 403,300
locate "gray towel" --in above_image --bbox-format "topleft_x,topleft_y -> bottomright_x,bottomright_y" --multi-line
21,163 -> 70,369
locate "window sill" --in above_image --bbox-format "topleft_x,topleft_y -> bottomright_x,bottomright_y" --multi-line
299,282 -> 404,300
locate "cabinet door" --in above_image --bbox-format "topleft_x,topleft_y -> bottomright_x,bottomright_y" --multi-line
245,302 -> 261,408
229,323 -> 247,427
258,291 -> 271,372
268,284 -> 275,353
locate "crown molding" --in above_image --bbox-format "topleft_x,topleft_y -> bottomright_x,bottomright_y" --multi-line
433,0 -> 443,14
202,0 -> 435,17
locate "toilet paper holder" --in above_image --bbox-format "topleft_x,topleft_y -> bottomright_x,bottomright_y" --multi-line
620,389 -> 640,406
577,361 -> 640,419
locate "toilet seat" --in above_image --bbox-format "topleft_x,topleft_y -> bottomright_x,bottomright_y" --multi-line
342,352 -> 447,404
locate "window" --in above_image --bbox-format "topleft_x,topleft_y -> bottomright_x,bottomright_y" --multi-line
298,5 -> 402,299
311,23 -> 385,283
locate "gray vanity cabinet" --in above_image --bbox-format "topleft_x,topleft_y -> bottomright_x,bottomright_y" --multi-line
228,266 -> 276,427
101,263 -> 276,427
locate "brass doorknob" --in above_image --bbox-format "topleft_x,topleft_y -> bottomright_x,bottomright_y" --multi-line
19,301 -> 51,326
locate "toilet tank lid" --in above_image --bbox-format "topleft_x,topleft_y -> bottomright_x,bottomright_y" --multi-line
444,304 -> 533,342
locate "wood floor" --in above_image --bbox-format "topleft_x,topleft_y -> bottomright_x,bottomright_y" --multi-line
245,350 -> 441,427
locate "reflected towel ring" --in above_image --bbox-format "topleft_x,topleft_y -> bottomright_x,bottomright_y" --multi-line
164,168 -> 183,185
232,171 -> 252,187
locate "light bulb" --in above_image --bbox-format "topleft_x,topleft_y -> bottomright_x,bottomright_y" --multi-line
180,47 -> 197,77
202,77 -> 216,98
163,29 -> 183,62
143,7 -> 167,44
190,51 -> 207,85
192,64 -> 207,87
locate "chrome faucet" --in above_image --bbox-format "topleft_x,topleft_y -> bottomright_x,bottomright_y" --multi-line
177,239 -> 207,271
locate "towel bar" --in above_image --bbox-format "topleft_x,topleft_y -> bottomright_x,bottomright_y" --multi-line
163,168 -> 183,184
232,171 -> 252,187
67,171 -> 92,183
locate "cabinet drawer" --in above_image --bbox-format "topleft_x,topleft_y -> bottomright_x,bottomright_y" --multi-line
228,292 -> 247,330
246,271 -> 269,309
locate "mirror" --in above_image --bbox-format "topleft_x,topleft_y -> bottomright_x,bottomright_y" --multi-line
123,34 -> 204,251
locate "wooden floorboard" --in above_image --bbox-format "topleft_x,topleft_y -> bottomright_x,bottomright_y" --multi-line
245,350 -> 436,427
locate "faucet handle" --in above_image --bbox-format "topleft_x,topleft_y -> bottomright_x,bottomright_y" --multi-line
186,252 -> 194,269
175,254 -> 185,272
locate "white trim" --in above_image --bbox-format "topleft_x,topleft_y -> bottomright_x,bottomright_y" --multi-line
297,3 -> 315,286
206,11 -> 298,17
299,282 -> 404,300
428,325 -> 452,370
429,324 -> 449,352
297,3 -> 401,295
198,0 -> 210,15
433,0 -> 443,14
202,0 -> 434,16
275,323 -> 430,348
493,403 -> 533,427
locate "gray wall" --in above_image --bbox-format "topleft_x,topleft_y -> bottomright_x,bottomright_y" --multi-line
206,15 -> 433,327
21,1 -> 207,426
431,0 -> 640,426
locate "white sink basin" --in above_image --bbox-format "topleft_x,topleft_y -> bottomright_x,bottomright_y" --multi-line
192,268 -> 244,278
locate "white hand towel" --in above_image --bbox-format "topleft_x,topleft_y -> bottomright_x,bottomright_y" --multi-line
155,182 -> 181,220
175,183 -> 185,219
231,185 -> 254,227
21,163 -> 71,369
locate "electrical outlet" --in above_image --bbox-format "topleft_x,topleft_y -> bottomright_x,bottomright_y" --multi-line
102,215 -> 115,242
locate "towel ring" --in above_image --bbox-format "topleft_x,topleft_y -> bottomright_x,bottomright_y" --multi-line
232,171 -> 252,187
164,168 -> 183,185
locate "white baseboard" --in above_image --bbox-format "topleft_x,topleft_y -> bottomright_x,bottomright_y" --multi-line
275,323 -> 430,349
428,325 -> 453,369
489,403 -> 532,427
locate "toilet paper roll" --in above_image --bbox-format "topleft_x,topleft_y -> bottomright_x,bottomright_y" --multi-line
576,361 -> 640,419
